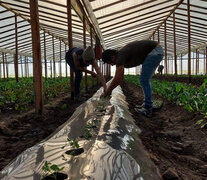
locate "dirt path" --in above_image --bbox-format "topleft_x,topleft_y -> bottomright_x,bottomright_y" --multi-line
121,81 -> 207,180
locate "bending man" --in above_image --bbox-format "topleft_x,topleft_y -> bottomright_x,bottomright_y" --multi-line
66,46 -> 106,101
101,40 -> 164,117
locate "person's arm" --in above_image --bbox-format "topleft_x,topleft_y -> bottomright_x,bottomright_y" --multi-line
73,52 -> 96,75
92,60 -> 107,92
104,66 -> 124,96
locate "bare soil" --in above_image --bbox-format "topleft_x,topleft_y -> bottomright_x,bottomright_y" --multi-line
121,80 -> 207,180
0,86 -> 100,171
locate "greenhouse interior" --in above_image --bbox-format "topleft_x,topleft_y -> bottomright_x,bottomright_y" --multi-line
0,0 -> 207,179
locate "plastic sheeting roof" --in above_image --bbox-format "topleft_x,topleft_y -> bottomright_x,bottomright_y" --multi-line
0,0 -> 207,64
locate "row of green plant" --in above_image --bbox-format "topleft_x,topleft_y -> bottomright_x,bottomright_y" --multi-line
125,75 -> 207,126
0,76 -> 95,112
153,74 -> 207,78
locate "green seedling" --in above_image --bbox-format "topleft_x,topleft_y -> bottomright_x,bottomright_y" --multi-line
61,104 -> 67,109
85,122 -> 94,128
69,139 -> 80,149
196,117 -> 207,128
42,161 -> 64,180
61,138 -> 79,149
82,126 -> 92,140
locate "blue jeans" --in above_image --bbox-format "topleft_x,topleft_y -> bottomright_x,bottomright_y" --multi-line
67,59 -> 82,97
140,45 -> 164,111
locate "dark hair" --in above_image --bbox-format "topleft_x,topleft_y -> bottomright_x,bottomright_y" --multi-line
102,49 -> 117,63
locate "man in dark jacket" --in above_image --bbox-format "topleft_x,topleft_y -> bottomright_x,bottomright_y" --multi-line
66,46 -> 106,101
157,65 -> 164,75
101,40 -> 164,117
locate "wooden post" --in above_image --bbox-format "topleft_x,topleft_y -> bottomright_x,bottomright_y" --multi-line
5,53 -> 9,78
171,57 -> 173,74
67,0 -> 74,99
173,12 -> 177,77
164,22 -> 168,74
157,29 -> 160,44
52,36 -> 56,78
196,49 -> 198,75
60,40 -> 62,78
181,54 -> 183,75
90,26 -> 94,87
203,49 -> 205,75
192,51 -> 194,75
206,47 -> 207,75
2,52 -> 5,79
187,0 -> 191,83
167,57 -> 169,74
29,0 -> 43,114
50,60 -> 52,78
20,55 -> 23,78
44,31 -> 47,79
83,15 -> 88,91
24,56 -> 27,78
197,50 -> 200,75
27,57 -> 29,77
65,44 -> 68,77
14,14 -> 19,82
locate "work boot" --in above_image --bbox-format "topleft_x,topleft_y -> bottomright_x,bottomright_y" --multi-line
135,107 -> 152,118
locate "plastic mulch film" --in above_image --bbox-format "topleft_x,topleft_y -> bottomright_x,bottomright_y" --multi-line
0,85 -> 161,180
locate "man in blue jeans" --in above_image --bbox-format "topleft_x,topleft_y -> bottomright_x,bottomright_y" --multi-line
101,40 -> 164,117
66,46 -> 107,101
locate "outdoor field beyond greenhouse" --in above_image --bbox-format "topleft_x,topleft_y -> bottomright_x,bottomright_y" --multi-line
0,0 -> 207,180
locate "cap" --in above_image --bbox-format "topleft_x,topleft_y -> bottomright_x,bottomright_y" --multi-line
82,46 -> 95,64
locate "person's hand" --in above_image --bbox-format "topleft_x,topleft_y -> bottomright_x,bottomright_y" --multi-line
100,92 -> 107,98
91,71 -> 97,78
103,87 -> 107,94
100,88 -> 111,98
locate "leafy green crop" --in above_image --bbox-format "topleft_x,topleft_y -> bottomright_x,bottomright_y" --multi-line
42,161 -> 64,180
0,76 -> 95,112
125,75 -> 207,116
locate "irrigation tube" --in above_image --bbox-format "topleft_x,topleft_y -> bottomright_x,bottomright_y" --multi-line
0,86 -> 161,180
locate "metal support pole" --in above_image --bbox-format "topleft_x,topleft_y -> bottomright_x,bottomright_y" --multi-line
67,0 -> 74,99
29,0 -> 43,114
